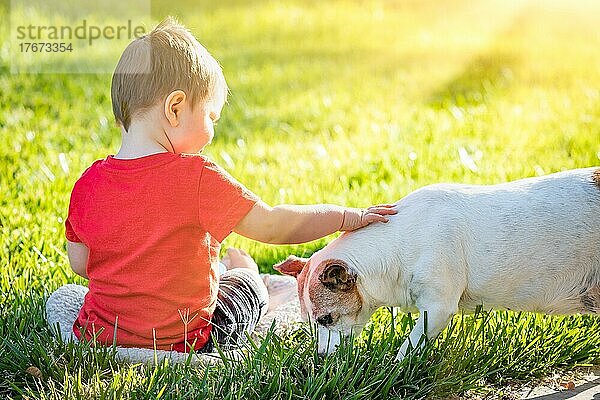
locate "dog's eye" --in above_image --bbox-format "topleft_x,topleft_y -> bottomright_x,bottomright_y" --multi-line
316,313 -> 334,326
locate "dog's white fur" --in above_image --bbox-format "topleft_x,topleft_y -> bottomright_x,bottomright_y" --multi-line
276,168 -> 600,361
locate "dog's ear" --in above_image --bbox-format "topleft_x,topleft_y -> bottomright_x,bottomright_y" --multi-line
319,262 -> 357,292
273,255 -> 308,278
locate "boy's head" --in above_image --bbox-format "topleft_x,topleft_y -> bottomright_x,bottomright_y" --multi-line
111,17 -> 227,153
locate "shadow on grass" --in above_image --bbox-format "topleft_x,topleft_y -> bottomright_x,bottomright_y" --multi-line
424,10 -> 531,109
426,51 -> 519,109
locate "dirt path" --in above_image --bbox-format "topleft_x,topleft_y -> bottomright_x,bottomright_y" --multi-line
520,368 -> 600,399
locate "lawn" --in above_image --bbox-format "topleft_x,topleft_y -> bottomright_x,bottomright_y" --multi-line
1,0 -> 600,398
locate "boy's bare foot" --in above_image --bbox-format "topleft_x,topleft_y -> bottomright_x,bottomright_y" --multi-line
221,248 -> 259,273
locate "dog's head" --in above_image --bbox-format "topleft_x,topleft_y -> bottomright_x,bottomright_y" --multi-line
274,250 -> 371,354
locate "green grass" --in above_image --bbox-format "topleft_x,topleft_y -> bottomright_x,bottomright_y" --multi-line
1,0 -> 600,398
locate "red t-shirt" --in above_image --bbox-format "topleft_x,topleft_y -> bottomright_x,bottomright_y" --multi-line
65,152 -> 258,351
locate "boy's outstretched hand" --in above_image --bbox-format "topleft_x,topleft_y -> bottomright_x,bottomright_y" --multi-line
235,201 -> 398,245
340,204 -> 397,231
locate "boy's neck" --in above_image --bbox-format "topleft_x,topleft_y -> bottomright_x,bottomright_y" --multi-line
115,145 -> 168,160
115,120 -> 172,159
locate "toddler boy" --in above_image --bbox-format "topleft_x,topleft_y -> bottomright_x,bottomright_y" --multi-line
60,17 -> 396,352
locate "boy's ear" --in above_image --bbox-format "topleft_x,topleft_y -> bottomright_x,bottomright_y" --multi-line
164,90 -> 187,127
273,255 -> 308,278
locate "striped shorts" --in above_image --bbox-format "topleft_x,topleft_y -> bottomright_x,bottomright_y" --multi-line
202,268 -> 269,352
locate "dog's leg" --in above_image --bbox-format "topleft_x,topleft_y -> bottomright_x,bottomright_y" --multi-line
395,244 -> 465,362
396,293 -> 458,362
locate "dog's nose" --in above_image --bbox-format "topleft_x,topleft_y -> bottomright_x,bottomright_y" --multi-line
316,313 -> 334,326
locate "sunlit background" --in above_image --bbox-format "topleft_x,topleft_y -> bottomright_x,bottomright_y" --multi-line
2,0 -> 600,264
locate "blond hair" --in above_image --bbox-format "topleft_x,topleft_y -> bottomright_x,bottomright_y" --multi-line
111,17 -> 227,130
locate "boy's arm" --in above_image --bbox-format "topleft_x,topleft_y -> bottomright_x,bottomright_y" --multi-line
234,201 -> 396,244
67,240 -> 89,279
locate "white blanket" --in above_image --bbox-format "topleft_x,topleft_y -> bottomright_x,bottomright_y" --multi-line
46,275 -> 302,365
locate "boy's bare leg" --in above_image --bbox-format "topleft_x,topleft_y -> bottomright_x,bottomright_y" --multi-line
221,248 -> 296,310
221,248 -> 259,273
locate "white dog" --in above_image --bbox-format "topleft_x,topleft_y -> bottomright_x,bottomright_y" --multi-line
275,168 -> 600,361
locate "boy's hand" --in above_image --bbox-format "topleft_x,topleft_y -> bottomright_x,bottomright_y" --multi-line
340,204 -> 397,231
